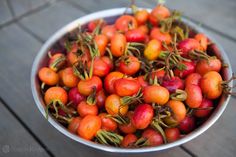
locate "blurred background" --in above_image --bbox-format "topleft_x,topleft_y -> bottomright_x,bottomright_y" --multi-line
0,0 -> 236,157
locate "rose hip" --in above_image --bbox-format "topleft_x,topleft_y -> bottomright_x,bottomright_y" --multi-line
131,104 -> 154,129
68,87 -> 85,108
161,76 -> 184,93
179,115 -> 196,134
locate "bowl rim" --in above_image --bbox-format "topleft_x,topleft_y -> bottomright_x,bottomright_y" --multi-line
31,7 -> 232,153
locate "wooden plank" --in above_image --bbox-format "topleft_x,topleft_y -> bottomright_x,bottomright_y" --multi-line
0,21 -> 94,157
0,101 -> 50,157
8,0 -> 53,17
67,0 -> 128,12
0,2 -> 191,157
67,0 -> 152,12
144,0 -> 236,40
183,98 -> 236,157
205,25 -> 236,68
18,1 -> 86,41
68,0 -> 236,39
0,0 -> 13,25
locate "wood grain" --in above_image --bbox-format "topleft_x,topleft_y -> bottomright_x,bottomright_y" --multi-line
18,1 -> 86,41
0,0 -> 13,25
8,0 -> 52,17
0,101 -> 50,157
145,0 -> 236,40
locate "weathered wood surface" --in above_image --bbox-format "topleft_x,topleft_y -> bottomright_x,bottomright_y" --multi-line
8,0 -> 53,17
0,0 -> 236,156
0,0 -> 13,25
18,1 -> 86,41
0,101 -> 50,157
68,0 -> 236,40
164,0 -> 236,40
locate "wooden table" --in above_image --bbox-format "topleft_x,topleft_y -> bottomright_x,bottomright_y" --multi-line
0,0 -> 235,156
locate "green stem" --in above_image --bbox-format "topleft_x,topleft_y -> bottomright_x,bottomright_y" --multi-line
128,42 -> 145,47
158,119 -> 171,128
45,102 -> 51,120
157,0 -> 166,5
58,101 -> 77,115
86,87 -> 97,105
153,75 -> 159,85
124,43 -> 129,56
134,137 -> 149,147
84,69 -> 89,80
151,120 -> 167,144
120,88 -> 143,105
52,101 -> 58,118
64,40 -> 72,52
47,51 -> 52,58
51,113 -> 72,123
66,101 -> 73,107
189,50 -> 210,60
163,116 -> 178,127
159,51 -> 169,60
194,107 -> 214,111
170,89 -> 187,101
50,56 -> 66,71
106,47 -> 113,60
107,114 -> 129,125
89,57 -> 94,78
131,4 -> 138,14
72,64 -> 85,80
41,82 -> 45,91
96,132 -> 109,145
86,43 -> 95,58
92,19 -> 103,35
96,130 -> 123,146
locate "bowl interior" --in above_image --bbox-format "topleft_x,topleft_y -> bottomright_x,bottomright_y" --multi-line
31,8 -> 232,153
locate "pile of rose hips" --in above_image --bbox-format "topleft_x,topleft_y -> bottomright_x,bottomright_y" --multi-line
38,4 -> 233,147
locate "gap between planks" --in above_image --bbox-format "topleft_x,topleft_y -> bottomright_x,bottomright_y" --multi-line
180,145 -> 197,157
1,0 -> 235,43
0,0 -> 59,30
0,97 -> 55,157
182,15 -> 236,43
0,1 -> 232,156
